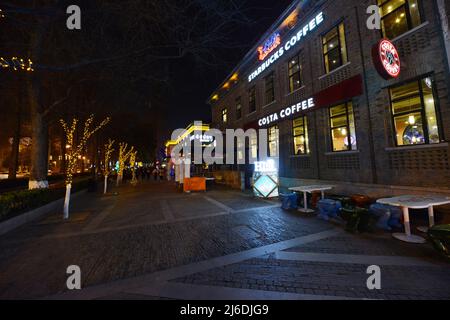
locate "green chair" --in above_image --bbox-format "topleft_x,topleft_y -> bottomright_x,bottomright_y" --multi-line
328,195 -> 353,209
341,207 -> 375,233
428,225 -> 450,260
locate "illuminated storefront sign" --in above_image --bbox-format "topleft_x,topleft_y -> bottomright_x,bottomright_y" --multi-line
255,159 -> 277,173
372,39 -> 401,79
258,33 -> 281,61
248,12 -> 324,83
258,97 -> 315,127
189,134 -> 214,143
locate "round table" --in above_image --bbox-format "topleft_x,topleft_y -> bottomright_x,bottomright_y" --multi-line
289,185 -> 334,213
377,195 -> 450,244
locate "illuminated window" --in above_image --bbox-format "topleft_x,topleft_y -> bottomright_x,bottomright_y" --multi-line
268,125 -> 279,157
329,102 -> 357,152
250,134 -> 258,160
236,97 -> 242,120
293,116 -> 309,155
322,23 -> 348,73
249,86 -> 256,113
222,108 -> 228,123
378,0 -> 422,39
237,138 -> 244,163
288,54 -> 302,93
390,77 -> 440,146
265,72 -> 275,104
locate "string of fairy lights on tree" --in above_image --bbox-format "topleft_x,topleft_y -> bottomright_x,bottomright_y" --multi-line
0,56 -> 34,72
1,8 -> 34,74
60,114 -> 111,185
129,150 -> 138,185
103,139 -> 115,177
117,142 -> 134,185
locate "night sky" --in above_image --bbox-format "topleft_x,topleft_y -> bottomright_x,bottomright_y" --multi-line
167,0 -> 293,133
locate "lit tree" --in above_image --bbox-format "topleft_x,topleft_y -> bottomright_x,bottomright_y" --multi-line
60,114 -> 110,219
0,56 -> 34,72
103,139 -> 115,194
129,150 -> 138,186
116,143 -> 134,186
3,1 -> 251,190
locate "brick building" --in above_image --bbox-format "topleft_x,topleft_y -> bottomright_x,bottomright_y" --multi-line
208,0 -> 450,196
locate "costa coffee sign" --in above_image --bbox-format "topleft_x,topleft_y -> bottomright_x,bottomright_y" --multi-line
258,98 -> 315,127
372,39 -> 401,79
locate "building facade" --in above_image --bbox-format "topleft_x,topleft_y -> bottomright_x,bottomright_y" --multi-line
209,0 -> 450,195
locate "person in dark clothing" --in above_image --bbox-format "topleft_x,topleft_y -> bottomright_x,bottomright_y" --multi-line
152,167 -> 158,181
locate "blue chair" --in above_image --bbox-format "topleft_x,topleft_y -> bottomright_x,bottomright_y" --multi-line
369,203 -> 402,231
317,199 -> 342,221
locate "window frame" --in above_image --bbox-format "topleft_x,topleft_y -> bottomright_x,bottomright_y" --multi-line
222,108 -> 228,124
248,86 -> 256,113
288,53 -> 303,93
377,0 -> 424,39
268,125 -> 279,158
322,22 -> 348,74
389,75 -> 442,147
292,115 -> 309,155
236,97 -> 242,120
264,72 -> 275,104
329,101 -> 357,152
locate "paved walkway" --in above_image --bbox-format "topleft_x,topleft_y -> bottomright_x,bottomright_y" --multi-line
0,181 -> 449,300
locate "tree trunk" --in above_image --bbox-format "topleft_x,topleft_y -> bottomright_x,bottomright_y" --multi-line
104,175 -> 108,194
63,183 -> 71,219
60,129 -> 67,175
28,79 -> 49,189
27,9 -> 50,190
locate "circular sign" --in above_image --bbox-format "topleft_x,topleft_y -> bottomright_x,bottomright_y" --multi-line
372,39 -> 401,79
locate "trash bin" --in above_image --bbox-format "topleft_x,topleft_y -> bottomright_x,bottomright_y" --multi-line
317,199 -> 342,221
280,193 -> 298,210
369,203 -> 403,231
428,225 -> 450,260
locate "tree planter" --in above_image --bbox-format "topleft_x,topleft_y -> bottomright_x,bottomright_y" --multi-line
0,189 -> 87,236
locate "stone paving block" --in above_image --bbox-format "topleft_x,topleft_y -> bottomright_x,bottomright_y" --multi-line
1,181 -> 449,300
171,257 -> 450,300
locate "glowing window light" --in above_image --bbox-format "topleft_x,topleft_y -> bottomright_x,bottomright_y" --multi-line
0,56 -> 34,72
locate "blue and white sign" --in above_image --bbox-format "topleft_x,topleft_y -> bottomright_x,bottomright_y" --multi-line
253,159 -> 279,198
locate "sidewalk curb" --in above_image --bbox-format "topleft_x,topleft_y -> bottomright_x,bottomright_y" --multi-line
0,189 -> 88,236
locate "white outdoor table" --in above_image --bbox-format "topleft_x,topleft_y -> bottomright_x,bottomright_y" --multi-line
289,185 -> 334,213
377,195 -> 450,244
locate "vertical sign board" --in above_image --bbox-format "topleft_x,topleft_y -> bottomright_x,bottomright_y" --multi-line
252,159 -> 279,198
